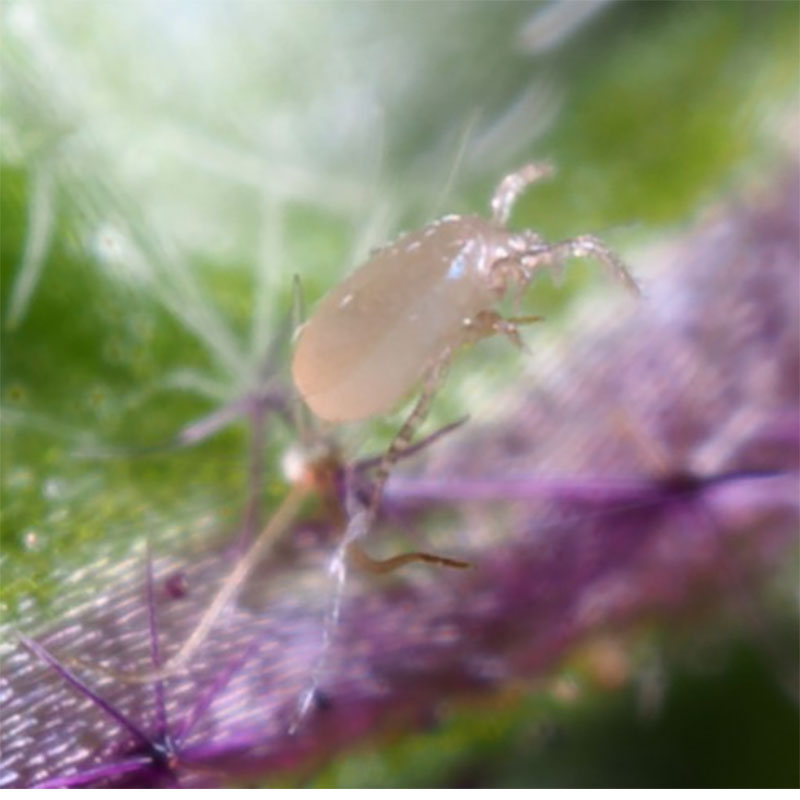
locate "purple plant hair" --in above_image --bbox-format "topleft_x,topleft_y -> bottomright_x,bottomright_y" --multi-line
1,168 -> 798,788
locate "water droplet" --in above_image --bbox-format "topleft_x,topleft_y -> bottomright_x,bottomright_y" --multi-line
91,223 -> 128,265
23,530 -> 45,551
42,478 -> 64,500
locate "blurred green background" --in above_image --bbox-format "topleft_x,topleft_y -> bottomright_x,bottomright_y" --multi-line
1,0 -> 797,787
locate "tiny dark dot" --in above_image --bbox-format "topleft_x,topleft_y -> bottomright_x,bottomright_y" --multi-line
312,688 -> 334,712
7,384 -> 26,403
164,571 -> 189,599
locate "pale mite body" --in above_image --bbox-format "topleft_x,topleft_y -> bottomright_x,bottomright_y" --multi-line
75,164 -> 637,685
292,214 -> 518,422
292,162 -> 638,425
286,165 -> 638,725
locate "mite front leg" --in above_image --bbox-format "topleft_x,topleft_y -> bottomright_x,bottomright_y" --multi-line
491,162 -> 555,226
463,309 -> 544,351
527,234 -> 640,295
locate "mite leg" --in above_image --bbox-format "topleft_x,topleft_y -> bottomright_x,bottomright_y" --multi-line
354,416 -> 468,472
349,306 -> 542,574
347,350 -> 470,574
463,309 -> 544,351
491,162 -> 555,226
367,350 -> 453,517
362,308 -> 542,520
347,540 -> 470,573
527,234 -> 640,295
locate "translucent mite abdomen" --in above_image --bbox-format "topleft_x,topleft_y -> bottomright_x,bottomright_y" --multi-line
292,215 -> 505,422
292,163 -> 637,423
